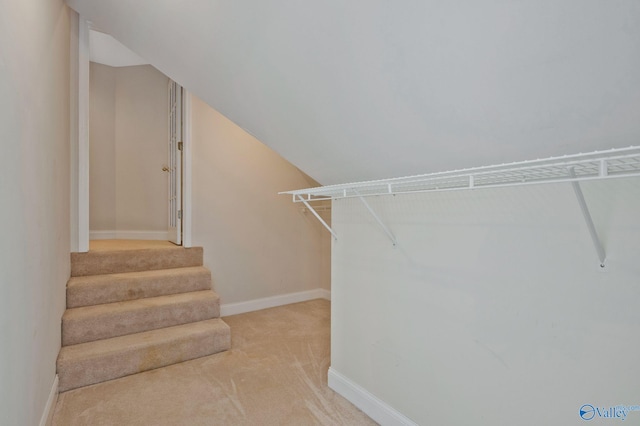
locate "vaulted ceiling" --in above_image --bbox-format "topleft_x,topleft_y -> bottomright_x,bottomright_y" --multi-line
67,0 -> 640,185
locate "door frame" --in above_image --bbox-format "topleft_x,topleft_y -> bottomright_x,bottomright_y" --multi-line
71,15 -> 192,252
182,90 -> 193,248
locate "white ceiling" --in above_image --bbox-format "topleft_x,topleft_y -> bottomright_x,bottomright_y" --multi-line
90,30 -> 148,67
68,0 -> 640,185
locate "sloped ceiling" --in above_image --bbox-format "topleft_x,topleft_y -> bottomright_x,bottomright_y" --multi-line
90,30 -> 148,67
67,0 -> 640,185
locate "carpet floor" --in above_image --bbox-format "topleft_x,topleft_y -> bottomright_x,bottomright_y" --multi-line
88,240 -> 178,251
52,299 -> 377,425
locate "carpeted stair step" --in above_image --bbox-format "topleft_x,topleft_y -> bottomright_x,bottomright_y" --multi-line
57,318 -> 231,392
67,266 -> 213,308
62,290 -> 220,346
70,246 -> 203,277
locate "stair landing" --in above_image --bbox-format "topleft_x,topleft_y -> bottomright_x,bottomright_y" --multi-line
89,239 -> 178,251
72,240 -> 203,277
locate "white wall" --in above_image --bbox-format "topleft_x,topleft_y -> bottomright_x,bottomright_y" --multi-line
89,63 -> 168,236
114,65 -> 168,232
191,96 -> 330,304
331,178 -> 640,425
89,62 -> 117,231
0,1 -> 71,425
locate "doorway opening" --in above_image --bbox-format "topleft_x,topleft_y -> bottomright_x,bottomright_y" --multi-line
73,20 -> 191,252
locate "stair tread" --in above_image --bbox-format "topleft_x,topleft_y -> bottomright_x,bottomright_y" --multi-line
57,318 -> 231,392
62,290 -> 220,346
71,246 -> 203,276
58,318 -> 229,362
67,266 -> 211,287
66,266 -> 212,308
75,245 -> 198,254
63,290 -> 218,320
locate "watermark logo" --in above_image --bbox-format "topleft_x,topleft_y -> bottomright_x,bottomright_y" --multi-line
580,405 -> 596,421
579,403 -> 640,421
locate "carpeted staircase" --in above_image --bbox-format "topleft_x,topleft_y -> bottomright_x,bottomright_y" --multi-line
57,244 -> 230,392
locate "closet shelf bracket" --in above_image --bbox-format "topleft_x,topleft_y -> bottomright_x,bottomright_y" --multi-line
296,194 -> 337,241
568,167 -> 606,268
281,146 -> 640,257
353,189 -> 397,246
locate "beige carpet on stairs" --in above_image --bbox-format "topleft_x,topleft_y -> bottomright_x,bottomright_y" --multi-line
52,299 -> 377,426
58,240 -> 230,392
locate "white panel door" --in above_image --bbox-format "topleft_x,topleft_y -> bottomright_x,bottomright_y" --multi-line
168,80 -> 182,245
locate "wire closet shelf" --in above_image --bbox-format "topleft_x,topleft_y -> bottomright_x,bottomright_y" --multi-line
280,146 -> 640,202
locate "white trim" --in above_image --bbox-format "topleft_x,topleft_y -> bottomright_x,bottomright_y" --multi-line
182,90 -> 193,248
78,17 -> 90,253
328,368 -> 418,426
71,16 -> 90,253
220,288 -> 331,317
70,12 -> 79,252
39,375 -> 58,426
317,288 -> 331,301
89,230 -> 170,240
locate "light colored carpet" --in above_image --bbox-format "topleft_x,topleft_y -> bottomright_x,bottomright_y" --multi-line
52,299 -> 377,426
66,266 -> 213,308
60,242 -> 229,391
89,240 -> 177,251
71,246 -> 203,277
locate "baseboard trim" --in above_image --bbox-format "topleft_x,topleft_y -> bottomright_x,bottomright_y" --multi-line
317,288 -> 331,301
39,374 -> 58,426
89,230 -> 170,241
220,288 -> 331,317
328,368 -> 418,426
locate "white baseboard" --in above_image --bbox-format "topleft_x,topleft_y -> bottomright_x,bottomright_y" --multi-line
90,230 -> 170,241
39,374 -> 58,426
220,288 -> 331,317
328,368 -> 418,426
317,288 -> 331,301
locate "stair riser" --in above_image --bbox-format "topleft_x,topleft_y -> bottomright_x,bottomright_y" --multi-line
67,268 -> 212,308
57,322 -> 231,392
71,247 -> 203,277
63,295 -> 220,346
